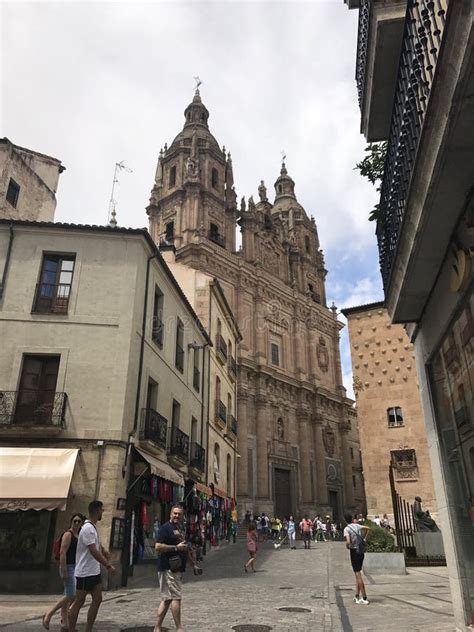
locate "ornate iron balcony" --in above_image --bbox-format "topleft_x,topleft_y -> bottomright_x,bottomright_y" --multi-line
355,0 -> 372,109
190,442 -> 205,471
228,414 -> 237,435
215,399 -> 227,425
228,356 -> 237,380
169,426 -> 189,462
140,408 -> 167,449
0,390 -> 67,427
32,283 -> 71,314
216,334 -> 228,363
377,0 -> 449,290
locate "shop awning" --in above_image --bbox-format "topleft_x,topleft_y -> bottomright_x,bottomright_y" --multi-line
0,447 -> 79,511
195,482 -> 212,496
135,448 -> 184,486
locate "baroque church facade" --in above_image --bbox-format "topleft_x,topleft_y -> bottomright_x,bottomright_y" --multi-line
147,89 -> 363,519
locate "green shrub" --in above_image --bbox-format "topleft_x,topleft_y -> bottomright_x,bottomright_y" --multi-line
363,520 -> 396,553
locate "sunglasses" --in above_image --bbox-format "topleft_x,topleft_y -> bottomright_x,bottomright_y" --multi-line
72,519 -> 82,524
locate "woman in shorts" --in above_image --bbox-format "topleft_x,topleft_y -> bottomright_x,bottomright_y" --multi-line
244,521 -> 257,573
42,513 -> 84,631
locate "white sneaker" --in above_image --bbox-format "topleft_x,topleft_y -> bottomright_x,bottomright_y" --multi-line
358,598 -> 369,605
353,595 -> 359,603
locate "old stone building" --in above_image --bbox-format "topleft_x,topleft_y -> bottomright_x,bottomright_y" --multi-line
0,138 -> 64,222
146,88 -> 364,520
342,302 -> 437,522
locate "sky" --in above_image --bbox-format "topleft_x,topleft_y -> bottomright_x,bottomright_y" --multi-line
1,0 -> 384,398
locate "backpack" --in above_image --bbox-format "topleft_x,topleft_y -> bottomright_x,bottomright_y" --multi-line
349,525 -> 367,555
260,516 -> 266,527
53,529 -> 72,561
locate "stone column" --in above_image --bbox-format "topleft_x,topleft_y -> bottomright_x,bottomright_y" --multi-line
340,422 -> 355,508
314,419 -> 328,505
237,391 -> 249,497
298,411 -> 312,504
255,297 -> 267,360
256,396 -> 269,499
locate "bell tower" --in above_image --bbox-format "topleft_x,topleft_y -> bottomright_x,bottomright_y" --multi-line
147,89 -> 238,251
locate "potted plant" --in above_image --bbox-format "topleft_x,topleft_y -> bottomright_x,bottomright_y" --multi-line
363,520 -> 406,575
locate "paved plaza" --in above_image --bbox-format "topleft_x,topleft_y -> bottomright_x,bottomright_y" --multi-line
0,541 -> 455,631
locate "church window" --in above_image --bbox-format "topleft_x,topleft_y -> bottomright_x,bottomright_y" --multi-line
264,214 -> 272,230
210,223 -> 219,241
169,165 -> 176,187
278,184 -> 282,194
271,342 -> 280,366
211,168 -> 219,189
305,236 -> 311,253
165,221 -> 174,241
387,406 -> 404,427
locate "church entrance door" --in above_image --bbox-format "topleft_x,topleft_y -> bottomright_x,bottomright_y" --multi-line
329,490 -> 340,521
274,468 -> 291,519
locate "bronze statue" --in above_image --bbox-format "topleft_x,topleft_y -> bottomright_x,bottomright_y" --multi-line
413,496 -> 439,532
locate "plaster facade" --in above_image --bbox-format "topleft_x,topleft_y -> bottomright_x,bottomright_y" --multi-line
342,303 -> 437,522
146,90 -> 364,520
0,221 -> 208,590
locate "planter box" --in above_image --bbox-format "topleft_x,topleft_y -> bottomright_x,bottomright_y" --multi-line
363,551 -> 406,575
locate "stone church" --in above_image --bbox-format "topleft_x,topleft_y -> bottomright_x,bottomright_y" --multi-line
147,89 -> 364,520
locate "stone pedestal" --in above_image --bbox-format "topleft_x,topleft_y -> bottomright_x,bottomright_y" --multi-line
414,531 -> 445,557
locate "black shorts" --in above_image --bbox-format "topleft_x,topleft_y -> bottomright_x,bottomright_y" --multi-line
350,549 -> 365,572
76,574 -> 102,592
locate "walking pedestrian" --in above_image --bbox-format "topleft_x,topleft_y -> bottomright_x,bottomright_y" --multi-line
42,514 -> 84,631
300,515 -> 312,549
154,505 -> 201,632
244,521 -> 257,573
344,512 -> 370,605
287,516 -> 296,549
68,501 -> 115,632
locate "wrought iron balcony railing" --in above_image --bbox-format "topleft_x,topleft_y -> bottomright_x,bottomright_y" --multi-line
32,283 -> 71,314
190,442 -> 205,471
228,355 -> 237,380
228,414 -> 237,435
355,0 -> 372,108
0,390 -> 67,427
215,399 -> 227,425
140,408 -> 167,449
169,426 -> 189,462
377,0 -> 449,290
216,334 -> 228,363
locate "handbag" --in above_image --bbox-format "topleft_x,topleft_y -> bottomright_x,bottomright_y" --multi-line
168,554 -> 182,572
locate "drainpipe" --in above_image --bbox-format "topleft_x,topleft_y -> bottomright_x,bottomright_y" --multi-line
0,224 -> 14,299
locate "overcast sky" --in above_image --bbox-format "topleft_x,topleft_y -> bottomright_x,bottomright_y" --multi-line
2,0 -> 384,398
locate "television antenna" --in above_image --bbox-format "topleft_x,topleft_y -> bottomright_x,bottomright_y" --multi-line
108,161 -> 132,227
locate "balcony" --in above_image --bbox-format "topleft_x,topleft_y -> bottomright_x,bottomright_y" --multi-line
228,355 -> 237,381
32,283 -> 71,314
216,334 -> 228,365
0,390 -> 67,435
376,0 -> 449,292
189,442 -> 205,472
168,426 -> 189,463
140,408 -> 167,450
355,0 -> 406,141
215,399 -> 227,427
228,414 -> 237,436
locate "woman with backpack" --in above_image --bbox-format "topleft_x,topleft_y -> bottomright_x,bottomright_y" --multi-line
343,512 -> 370,605
42,513 -> 84,631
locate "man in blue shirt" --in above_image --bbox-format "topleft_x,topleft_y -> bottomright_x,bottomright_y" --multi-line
154,505 -> 199,632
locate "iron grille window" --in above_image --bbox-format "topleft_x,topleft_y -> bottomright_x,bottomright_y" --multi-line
33,255 -> 75,314
175,318 -> 184,372
6,178 -> 20,208
391,449 -> 418,478
271,343 -> 280,366
387,406 -> 404,427
152,287 -> 164,347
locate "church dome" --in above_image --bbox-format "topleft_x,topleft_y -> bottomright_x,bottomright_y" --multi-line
168,89 -> 222,155
272,162 -> 305,215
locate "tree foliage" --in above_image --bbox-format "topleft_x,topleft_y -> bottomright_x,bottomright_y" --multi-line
364,519 -> 397,553
354,142 -> 388,223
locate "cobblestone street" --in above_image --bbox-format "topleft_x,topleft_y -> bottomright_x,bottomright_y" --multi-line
0,541 -> 455,631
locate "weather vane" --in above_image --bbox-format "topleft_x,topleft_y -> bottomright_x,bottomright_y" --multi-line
193,76 -> 202,91
281,150 -> 287,164
108,161 -> 133,228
